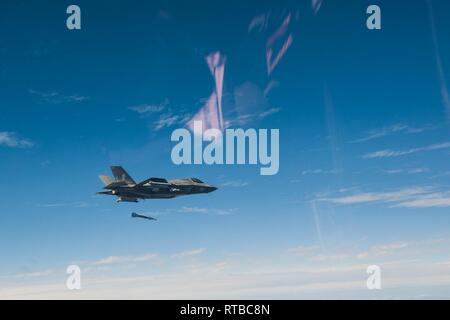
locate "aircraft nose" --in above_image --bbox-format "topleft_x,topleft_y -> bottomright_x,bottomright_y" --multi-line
208,186 -> 218,193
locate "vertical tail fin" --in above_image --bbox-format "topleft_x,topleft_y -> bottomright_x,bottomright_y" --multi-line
110,166 -> 136,184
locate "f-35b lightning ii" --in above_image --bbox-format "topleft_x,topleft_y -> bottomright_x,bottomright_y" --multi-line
97,166 -> 217,203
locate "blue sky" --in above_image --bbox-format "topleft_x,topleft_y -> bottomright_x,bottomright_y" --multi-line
1,0 -> 450,299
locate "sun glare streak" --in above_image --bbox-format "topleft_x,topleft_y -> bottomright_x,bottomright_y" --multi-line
187,52 -> 226,137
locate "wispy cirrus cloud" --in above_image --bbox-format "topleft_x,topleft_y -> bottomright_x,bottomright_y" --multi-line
258,107 -> 282,118
179,206 -> 235,216
301,169 -> 341,175
179,206 -> 208,214
154,113 -> 190,131
363,142 -> 450,159
171,248 -> 206,259
320,186 -> 450,208
427,0 -> 450,120
36,201 -> 89,208
28,89 -> 88,104
5,269 -> 54,279
127,99 -> 191,131
312,0 -> 323,14
320,187 -> 431,205
351,123 -> 433,144
84,253 -> 160,267
248,13 -> 269,33
0,132 -> 33,148
219,180 -> 249,188
380,168 -> 429,175
128,99 -> 168,115
355,242 -> 410,259
225,107 -> 281,127
287,238 -> 448,262
286,245 -> 320,256
138,206 -> 235,217
392,195 -> 450,208
355,238 -> 447,260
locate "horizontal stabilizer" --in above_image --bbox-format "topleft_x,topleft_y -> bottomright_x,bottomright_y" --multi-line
99,175 -> 113,186
97,190 -> 113,195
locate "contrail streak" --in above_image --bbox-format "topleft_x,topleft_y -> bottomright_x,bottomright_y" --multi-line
427,0 -> 450,121
312,200 -> 326,253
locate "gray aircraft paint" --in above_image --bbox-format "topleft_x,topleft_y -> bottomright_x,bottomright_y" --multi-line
97,166 -> 217,203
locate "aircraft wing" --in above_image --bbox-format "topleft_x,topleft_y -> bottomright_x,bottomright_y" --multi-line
135,178 -> 153,187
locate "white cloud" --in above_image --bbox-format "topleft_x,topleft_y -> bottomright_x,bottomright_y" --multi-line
2,238 -> 450,299
310,253 -> 351,262
381,168 -> 429,174
0,132 -> 33,148
286,245 -> 320,256
356,238 -> 447,260
364,142 -> 450,159
36,201 -> 88,208
28,89 -> 88,104
219,180 -> 249,187
178,206 -> 235,215
289,238 -> 448,263
181,261 -> 228,274
225,108 -> 282,127
68,95 -> 89,102
286,242 -> 414,262
87,253 -> 159,266
128,100 -> 168,115
139,207 -> 235,217
321,187 -> 432,205
179,206 -> 208,214
259,107 -> 281,118
3,256 -> 450,299
356,242 -> 411,260
171,248 -> 206,259
153,113 -> 190,131
129,105 -> 164,114
7,269 -> 54,279
320,186 -> 450,208
301,169 -> 341,175
351,123 -> 432,144
393,196 -> 450,208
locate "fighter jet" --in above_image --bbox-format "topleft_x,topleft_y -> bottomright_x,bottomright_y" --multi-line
97,166 -> 217,202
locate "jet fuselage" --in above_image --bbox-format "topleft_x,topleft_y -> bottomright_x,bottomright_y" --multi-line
97,166 -> 217,202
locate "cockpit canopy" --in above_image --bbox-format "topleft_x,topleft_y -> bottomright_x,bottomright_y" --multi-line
149,177 -> 168,183
190,178 -> 204,183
